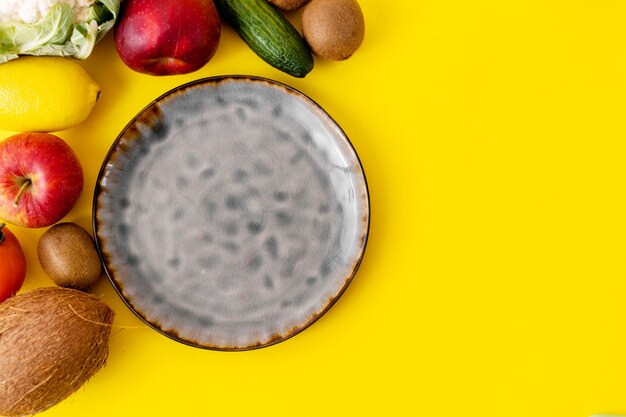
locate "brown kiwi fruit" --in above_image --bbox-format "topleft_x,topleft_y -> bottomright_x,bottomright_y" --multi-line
38,222 -> 103,291
267,0 -> 311,11
302,0 -> 365,61
0,287 -> 114,417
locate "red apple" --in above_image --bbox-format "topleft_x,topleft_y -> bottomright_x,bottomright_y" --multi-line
0,133 -> 84,228
114,0 -> 221,76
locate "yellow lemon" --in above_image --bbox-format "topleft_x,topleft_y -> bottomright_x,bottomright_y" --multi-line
0,57 -> 101,132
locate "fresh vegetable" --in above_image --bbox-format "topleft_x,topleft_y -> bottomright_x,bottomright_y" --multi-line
266,0 -> 311,11
214,0 -> 314,77
0,223 -> 26,303
302,0 -> 365,61
114,0 -> 221,76
38,223 -> 103,290
0,0 -> 120,63
0,287 -> 114,417
0,56 -> 100,132
0,133 -> 84,228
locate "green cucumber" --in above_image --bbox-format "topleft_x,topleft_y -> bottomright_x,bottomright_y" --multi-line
214,0 -> 314,78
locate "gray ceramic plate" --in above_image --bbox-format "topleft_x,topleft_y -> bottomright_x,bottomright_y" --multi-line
93,76 -> 369,350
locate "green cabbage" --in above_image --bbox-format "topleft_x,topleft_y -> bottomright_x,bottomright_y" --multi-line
0,0 -> 120,63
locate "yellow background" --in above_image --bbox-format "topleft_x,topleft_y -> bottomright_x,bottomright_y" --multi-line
2,0 -> 626,416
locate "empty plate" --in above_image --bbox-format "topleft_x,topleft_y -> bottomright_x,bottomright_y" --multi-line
93,76 -> 369,350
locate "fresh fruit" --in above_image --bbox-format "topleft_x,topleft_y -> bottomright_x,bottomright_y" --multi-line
0,287 -> 114,417
0,56 -> 100,132
0,133 -> 84,228
0,223 -> 26,303
114,0 -> 221,75
302,0 -> 365,61
38,223 -> 103,290
266,0 -> 311,11
214,0 -> 314,77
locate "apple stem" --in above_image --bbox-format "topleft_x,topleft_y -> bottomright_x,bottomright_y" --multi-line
13,179 -> 31,207
0,223 -> 5,244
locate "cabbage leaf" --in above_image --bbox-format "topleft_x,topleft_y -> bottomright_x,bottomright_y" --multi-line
0,0 -> 120,63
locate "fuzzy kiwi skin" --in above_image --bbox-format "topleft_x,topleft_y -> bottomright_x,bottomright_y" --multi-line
38,222 -> 103,291
0,287 -> 114,417
302,0 -> 365,61
267,0 -> 311,11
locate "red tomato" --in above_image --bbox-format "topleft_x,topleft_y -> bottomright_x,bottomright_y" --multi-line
0,223 -> 26,303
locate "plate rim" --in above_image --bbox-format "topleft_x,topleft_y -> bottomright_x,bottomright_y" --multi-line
92,74 -> 371,351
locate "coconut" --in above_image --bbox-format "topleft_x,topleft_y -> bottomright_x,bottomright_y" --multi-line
0,287 -> 114,417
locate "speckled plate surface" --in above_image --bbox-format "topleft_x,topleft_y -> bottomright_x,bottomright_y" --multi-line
93,76 -> 369,350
